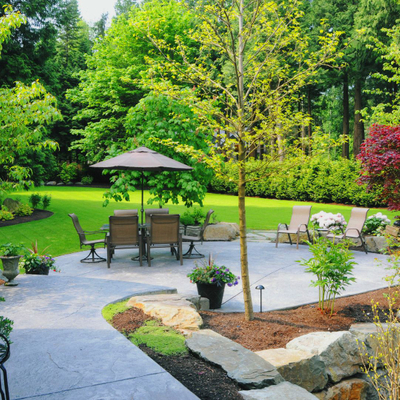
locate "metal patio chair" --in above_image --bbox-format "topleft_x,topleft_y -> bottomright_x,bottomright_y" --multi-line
327,207 -> 369,254
68,213 -> 106,263
276,206 -> 312,249
182,209 -> 214,258
107,215 -> 142,267
146,214 -> 182,267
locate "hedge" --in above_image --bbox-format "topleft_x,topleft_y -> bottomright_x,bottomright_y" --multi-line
209,157 -> 384,208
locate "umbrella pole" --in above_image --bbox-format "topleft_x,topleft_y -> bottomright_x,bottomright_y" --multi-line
141,172 -> 144,225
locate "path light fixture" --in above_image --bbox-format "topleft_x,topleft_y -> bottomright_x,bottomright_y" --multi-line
255,285 -> 265,313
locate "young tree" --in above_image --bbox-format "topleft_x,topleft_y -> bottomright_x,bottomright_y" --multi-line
139,0 -> 340,320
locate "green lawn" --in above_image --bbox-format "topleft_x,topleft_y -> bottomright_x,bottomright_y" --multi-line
0,186 -> 397,257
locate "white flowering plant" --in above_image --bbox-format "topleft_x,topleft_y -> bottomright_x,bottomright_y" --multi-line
363,212 -> 391,236
310,211 -> 346,231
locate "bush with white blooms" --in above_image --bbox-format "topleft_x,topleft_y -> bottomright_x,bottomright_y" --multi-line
311,211 -> 346,230
363,212 -> 391,236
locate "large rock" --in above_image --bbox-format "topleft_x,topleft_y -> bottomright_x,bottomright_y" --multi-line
186,329 -> 284,389
256,348 -> 328,392
126,293 -> 203,333
239,382 -> 319,399
314,378 -> 371,400
286,331 -> 362,383
203,222 -> 239,241
2,198 -> 19,212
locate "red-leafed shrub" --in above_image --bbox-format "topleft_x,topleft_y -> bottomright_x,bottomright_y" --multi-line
357,124 -> 400,211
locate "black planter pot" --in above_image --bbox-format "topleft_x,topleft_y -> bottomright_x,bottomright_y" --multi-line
196,282 -> 225,309
394,220 -> 400,227
26,264 -> 50,275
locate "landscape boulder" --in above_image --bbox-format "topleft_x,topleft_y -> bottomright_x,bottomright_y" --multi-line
186,329 -> 283,389
256,348 -> 328,392
286,331 -> 362,383
126,293 -> 203,333
2,198 -> 19,212
314,378 -> 371,400
239,382 -> 318,399
203,222 -> 239,241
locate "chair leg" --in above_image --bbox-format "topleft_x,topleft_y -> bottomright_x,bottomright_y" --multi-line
179,241 -> 183,265
296,233 -> 299,249
287,233 -> 293,246
147,239 -> 151,267
275,232 -> 279,248
107,246 -> 111,268
360,235 -> 368,254
81,245 -> 106,263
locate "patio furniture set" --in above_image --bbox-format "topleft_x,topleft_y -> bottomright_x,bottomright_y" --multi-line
68,209 -> 214,267
276,206 -> 370,253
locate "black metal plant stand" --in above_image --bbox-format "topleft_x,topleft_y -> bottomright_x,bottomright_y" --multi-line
0,334 -> 10,400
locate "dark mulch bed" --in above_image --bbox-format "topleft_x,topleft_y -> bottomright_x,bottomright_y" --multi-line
0,209 -> 53,227
110,287 -> 397,399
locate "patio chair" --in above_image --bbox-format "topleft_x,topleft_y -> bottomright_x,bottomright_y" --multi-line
68,213 -> 106,263
114,209 -> 138,216
276,206 -> 312,249
146,214 -> 182,267
107,215 -> 142,267
145,208 -> 169,224
327,208 -> 369,254
0,334 -> 10,400
182,209 -> 214,258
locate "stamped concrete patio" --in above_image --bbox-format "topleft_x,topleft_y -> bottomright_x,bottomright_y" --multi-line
0,235 -> 391,399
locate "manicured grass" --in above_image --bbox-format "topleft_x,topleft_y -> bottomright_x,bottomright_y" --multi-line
0,186 -> 397,257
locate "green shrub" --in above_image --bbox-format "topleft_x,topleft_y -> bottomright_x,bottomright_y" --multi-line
41,194 -> 52,210
14,203 -> 33,216
29,193 -> 42,208
0,297 -> 13,342
81,176 -> 93,185
0,206 -> 13,221
59,162 -> 81,183
180,207 -> 206,226
209,157 -> 385,208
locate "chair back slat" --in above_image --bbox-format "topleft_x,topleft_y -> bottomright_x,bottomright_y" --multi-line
109,216 -> 139,246
347,208 -> 369,231
150,214 -> 180,244
288,206 -> 311,231
200,209 -> 214,239
114,209 -> 138,216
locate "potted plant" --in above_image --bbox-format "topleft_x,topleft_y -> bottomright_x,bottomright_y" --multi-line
19,241 -> 58,275
0,243 -> 26,286
187,255 -> 240,309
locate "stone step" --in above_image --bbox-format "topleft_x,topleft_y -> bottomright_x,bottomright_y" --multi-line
239,382 -> 319,399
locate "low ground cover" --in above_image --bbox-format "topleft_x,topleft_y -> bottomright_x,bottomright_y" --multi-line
0,187 -> 397,257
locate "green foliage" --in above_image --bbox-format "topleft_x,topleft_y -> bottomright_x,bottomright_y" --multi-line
128,320 -> 188,356
210,157 -> 384,208
102,300 -> 131,322
81,176 -> 93,185
20,252 -> 57,273
0,243 -> 26,257
187,255 -> 240,287
180,208 -> 206,226
59,162 -> 81,183
0,206 -> 13,221
41,194 -> 52,210
29,193 -> 42,208
14,203 -> 33,217
298,237 -> 356,316
0,296 -> 13,342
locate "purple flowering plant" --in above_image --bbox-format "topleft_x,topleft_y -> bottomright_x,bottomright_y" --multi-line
187,255 -> 240,287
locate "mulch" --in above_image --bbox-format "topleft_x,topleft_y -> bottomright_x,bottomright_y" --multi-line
0,209 -> 53,227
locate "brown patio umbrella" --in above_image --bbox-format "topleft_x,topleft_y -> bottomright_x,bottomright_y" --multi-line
90,146 -> 193,224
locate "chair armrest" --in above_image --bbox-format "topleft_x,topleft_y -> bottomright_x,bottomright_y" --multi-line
277,223 -> 288,231
344,228 -> 361,236
84,230 -> 104,235
297,223 -> 308,232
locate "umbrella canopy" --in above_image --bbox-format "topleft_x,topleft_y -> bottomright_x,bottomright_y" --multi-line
91,146 -> 193,172
90,146 -> 193,224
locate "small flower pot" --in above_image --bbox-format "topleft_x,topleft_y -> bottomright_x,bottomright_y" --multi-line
26,264 -> 50,275
0,255 -> 21,286
196,282 -> 225,309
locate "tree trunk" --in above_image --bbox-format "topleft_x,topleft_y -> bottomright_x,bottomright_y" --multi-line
353,79 -> 364,157
307,88 -> 312,154
238,0 -> 254,321
342,72 -> 350,159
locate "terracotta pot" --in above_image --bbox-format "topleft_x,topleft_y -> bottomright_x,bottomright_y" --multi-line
196,282 -> 225,309
0,255 -> 21,285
